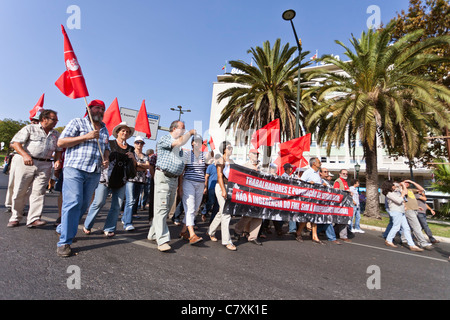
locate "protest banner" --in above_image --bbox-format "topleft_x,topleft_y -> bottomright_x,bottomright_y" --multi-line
223,164 -> 354,224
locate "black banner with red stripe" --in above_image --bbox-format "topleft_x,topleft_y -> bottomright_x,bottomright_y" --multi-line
223,164 -> 354,224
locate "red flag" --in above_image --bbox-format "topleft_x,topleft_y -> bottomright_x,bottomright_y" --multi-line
55,25 -> 89,99
202,136 -> 216,152
279,133 -> 311,158
251,119 -> 280,149
135,100 -> 151,138
103,98 -> 122,137
275,133 -> 311,175
29,93 -> 45,120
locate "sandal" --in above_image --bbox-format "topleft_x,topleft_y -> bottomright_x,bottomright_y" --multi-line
312,239 -> 326,245
104,231 -> 115,238
82,227 -> 91,235
225,244 -> 237,251
207,233 -> 218,242
179,231 -> 189,240
295,235 -> 303,242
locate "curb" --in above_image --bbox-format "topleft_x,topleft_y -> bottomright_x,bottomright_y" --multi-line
360,224 -> 450,244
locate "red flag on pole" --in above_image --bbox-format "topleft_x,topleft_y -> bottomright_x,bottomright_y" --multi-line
275,133 -> 311,175
135,100 -> 151,138
55,25 -> 89,99
29,93 -> 45,120
202,136 -> 215,152
279,133 -> 311,158
103,98 -> 122,137
251,119 -> 280,149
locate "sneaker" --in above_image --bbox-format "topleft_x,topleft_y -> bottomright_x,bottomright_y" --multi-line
356,229 -> 365,233
157,243 -> 171,252
56,244 -> 72,257
125,225 -> 135,231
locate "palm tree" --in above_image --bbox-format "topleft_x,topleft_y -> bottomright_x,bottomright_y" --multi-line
217,39 -> 312,158
305,21 -> 450,219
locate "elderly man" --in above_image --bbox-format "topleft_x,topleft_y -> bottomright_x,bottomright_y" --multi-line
55,100 -> 110,257
147,120 -> 196,252
333,169 -> 352,243
7,109 -> 62,228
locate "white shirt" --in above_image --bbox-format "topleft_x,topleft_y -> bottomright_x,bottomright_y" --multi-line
300,168 -> 322,184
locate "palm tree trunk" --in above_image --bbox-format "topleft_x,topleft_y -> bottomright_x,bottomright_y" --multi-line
363,139 -> 381,219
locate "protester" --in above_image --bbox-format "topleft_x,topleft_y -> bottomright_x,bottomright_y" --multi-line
201,154 -> 221,223
146,120 -> 195,252
178,134 -> 211,245
7,109 -> 62,228
317,167 -> 342,244
297,157 -> 325,244
234,149 -> 263,245
403,180 -> 433,250
55,100 -> 110,257
4,151 -> 18,213
281,163 -> 298,236
147,148 -> 157,221
139,149 -> 154,211
207,141 -> 236,251
122,136 -> 149,231
333,169 -> 352,242
381,180 -> 423,252
416,190 -> 440,244
349,179 -> 364,233
83,122 -> 135,237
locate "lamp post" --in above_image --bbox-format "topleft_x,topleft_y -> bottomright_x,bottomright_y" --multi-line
170,105 -> 191,121
354,163 -> 360,179
283,9 -> 302,138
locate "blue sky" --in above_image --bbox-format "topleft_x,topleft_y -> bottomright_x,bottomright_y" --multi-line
0,0 -> 411,150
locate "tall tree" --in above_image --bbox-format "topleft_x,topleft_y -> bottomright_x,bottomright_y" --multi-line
217,39 -> 311,158
305,21 -> 450,219
392,0 -> 450,164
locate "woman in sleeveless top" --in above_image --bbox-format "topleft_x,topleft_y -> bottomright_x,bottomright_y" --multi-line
207,141 -> 236,251
179,135 -> 211,244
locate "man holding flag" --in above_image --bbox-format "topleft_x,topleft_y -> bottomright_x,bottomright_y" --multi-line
56,100 -> 110,257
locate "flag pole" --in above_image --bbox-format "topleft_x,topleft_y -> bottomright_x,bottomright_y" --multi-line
83,97 -> 105,162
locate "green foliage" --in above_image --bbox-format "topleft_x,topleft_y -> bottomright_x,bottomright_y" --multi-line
0,118 -> 28,152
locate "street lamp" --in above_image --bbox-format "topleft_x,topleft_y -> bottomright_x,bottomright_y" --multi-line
354,163 -> 361,179
283,9 -> 302,138
170,105 -> 191,121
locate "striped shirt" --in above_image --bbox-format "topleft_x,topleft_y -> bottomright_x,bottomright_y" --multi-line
183,150 -> 207,183
60,118 -> 110,173
11,124 -> 62,159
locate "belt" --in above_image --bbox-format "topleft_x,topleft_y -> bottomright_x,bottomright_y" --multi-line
156,167 -> 179,178
31,157 -> 52,162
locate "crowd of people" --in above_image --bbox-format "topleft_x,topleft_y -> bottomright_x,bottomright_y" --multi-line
3,100 -> 442,257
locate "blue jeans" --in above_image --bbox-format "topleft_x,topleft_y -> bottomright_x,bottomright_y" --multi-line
122,181 -> 144,228
57,167 -> 100,247
352,205 -> 361,230
84,183 -> 125,233
386,211 -> 415,246
317,223 -> 337,241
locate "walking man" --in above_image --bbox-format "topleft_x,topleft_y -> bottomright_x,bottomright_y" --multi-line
55,100 -> 110,257
7,110 -> 62,228
147,120 -> 196,252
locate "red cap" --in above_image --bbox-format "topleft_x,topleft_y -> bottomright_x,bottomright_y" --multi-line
88,99 -> 105,109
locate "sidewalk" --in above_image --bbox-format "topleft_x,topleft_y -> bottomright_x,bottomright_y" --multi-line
361,224 -> 450,244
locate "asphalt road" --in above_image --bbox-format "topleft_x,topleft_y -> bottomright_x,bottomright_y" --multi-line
0,172 -> 449,303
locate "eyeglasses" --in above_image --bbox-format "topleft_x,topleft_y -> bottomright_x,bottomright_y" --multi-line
226,146 -> 233,150
48,118 -> 58,122
135,142 -> 145,145
341,173 -> 348,176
